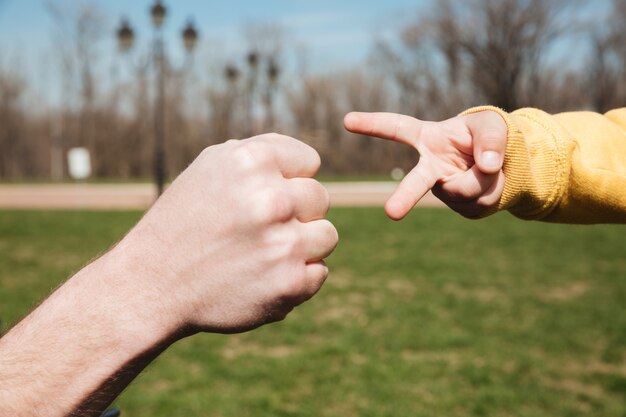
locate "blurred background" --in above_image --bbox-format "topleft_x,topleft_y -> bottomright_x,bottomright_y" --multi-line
0,0 -> 624,184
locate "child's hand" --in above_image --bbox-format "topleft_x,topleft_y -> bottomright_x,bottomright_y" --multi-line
344,110 -> 507,220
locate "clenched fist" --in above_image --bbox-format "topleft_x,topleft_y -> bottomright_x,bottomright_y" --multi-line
109,133 -> 338,334
0,134 -> 338,417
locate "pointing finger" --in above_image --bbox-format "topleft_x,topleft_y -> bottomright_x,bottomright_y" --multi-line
344,112 -> 425,147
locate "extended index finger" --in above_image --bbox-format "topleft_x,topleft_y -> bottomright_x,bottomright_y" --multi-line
344,112 -> 424,146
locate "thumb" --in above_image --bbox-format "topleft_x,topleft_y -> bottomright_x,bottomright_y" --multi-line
464,111 -> 507,175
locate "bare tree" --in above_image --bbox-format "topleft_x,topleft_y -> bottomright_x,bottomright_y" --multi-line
243,24 -> 285,135
590,0 -> 626,112
0,72 -> 26,178
377,0 -> 579,115
452,0 -> 571,111
45,0 -> 107,167
207,66 -> 241,142
2,1 -> 622,180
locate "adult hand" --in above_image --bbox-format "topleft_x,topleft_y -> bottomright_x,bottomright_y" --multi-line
111,133 -> 338,334
344,110 -> 507,220
0,133 -> 338,417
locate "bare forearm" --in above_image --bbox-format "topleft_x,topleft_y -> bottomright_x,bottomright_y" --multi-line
0,135 -> 337,416
0,249 -> 178,417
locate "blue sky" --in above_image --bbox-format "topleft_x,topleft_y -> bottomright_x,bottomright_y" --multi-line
0,0 -> 429,78
0,0 -> 613,107
0,0 -> 435,106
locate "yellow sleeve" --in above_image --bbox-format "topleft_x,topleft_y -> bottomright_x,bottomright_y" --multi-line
464,106 -> 626,224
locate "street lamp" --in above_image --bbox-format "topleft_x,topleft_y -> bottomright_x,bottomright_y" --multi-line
116,19 -> 134,52
265,58 -> 280,131
245,51 -> 259,136
116,0 -> 199,197
268,59 -> 279,84
150,0 -> 166,28
224,65 -> 240,84
182,21 -> 199,53
226,51 -> 281,136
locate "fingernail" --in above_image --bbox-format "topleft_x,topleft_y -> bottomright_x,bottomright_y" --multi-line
481,151 -> 501,170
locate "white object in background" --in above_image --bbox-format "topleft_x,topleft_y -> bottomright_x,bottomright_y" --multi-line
68,148 -> 92,180
390,167 -> 405,181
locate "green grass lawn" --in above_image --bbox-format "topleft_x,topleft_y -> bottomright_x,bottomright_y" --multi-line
1,209 -> 625,417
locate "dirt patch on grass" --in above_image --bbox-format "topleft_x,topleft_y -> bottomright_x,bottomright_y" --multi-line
443,283 -> 503,302
531,348 -> 626,377
326,271 -> 354,289
316,304 -> 366,323
315,290 -> 371,325
147,378 -> 173,393
221,337 -> 300,360
540,282 -> 590,302
401,349 -> 464,367
388,279 -> 416,297
567,359 -> 626,378
350,352 -> 368,365
542,376 -> 607,400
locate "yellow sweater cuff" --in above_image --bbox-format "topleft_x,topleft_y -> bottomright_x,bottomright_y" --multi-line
460,106 -> 569,220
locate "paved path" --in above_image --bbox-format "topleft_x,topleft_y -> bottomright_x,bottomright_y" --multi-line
0,183 -> 444,210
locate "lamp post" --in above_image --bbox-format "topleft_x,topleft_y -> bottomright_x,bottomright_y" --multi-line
116,0 -> 198,197
245,51 -> 259,136
265,58 -> 279,131
224,52 -> 280,137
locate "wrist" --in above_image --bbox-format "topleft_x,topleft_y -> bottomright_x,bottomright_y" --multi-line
0,248 -> 184,417
94,241 -> 192,347
460,105 -> 527,216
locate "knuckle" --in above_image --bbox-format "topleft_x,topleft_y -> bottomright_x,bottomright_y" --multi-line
232,141 -> 272,171
260,132 -> 293,143
212,139 -> 240,155
308,147 -> 322,172
449,187 -> 474,201
253,188 -> 294,224
320,184 -> 331,213
321,219 -> 339,248
198,145 -> 216,160
304,265 -> 329,298
476,193 -> 499,209
460,188 -> 479,200
254,133 -> 290,149
223,138 -> 241,149
329,223 -> 339,246
436,184 -> 475,202
276,275 -> 305,300
247,142 -> 273,166
477,127 -> 506,149
319,265 -> 330,283
307,180 -> 330,214
264,306 -> 292,324
230,143 -> 259,172
199,145 -> 212,157
262,134 -> 320,172
280,228 -> 301,258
